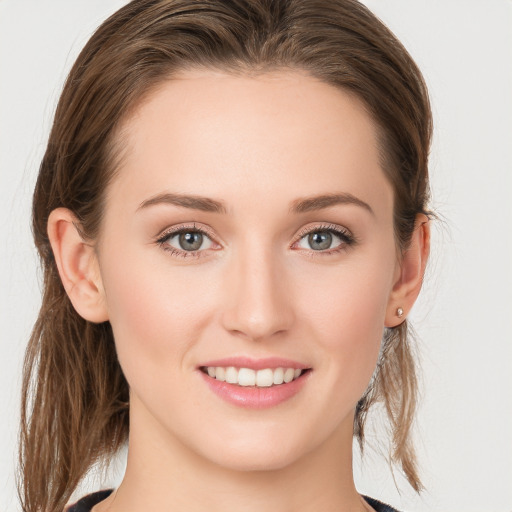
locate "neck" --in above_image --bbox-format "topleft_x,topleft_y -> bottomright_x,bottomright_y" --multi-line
97,398 -> 369,512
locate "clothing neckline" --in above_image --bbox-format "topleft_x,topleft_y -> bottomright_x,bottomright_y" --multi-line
66,488 -> 400,512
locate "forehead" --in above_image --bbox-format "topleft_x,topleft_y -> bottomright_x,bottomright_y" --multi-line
109,69 -> 392,218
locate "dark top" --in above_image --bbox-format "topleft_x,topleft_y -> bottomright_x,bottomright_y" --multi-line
66,489 -> 401,512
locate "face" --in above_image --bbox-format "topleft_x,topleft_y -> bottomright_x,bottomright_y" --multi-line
95,70 -> 399,470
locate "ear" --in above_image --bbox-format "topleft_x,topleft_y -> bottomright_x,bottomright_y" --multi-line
47,208 -> 109,323
385,214 -> 430,327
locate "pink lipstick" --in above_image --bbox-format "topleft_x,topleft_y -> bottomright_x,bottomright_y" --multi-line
197,357 -> 311,409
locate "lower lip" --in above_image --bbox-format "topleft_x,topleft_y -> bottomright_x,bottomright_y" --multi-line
199,370 -> 311,409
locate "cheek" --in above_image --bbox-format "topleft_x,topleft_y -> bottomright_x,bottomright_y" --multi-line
295,253 -> 395,393
99,248 -> 216,373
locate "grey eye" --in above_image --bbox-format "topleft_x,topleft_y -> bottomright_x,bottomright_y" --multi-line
165,231 -> 213,252
307,231 -> 333,250
179,232 -> 203,251
296,229 -> 347,252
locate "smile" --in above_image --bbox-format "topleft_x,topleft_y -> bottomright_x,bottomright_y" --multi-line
200,366 -> 305,387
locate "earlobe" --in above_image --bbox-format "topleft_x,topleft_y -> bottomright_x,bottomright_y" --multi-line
385,215 -> 430,328
47,208 -> 109,323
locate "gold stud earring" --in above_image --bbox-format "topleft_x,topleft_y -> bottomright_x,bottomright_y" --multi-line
396,307 -> 404,318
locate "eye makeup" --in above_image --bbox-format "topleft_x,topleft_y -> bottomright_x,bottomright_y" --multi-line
292,222 -> 357,257
155,222 -> 221,259
154,221 -> 357,260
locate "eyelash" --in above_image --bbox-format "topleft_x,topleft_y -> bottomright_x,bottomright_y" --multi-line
292,223 -> 356,257
156,223 -> 218,259
155,222 -> 356,260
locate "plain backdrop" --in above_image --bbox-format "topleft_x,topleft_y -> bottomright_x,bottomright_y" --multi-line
1,1 -> 511,511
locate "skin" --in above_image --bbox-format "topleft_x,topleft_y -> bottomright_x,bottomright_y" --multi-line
49,70 -> 429,512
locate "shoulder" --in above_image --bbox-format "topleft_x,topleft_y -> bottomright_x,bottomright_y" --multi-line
364,495 -> 402,512
65,490 -> 114,512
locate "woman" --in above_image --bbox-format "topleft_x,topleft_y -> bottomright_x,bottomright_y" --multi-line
19,1 -> 431,511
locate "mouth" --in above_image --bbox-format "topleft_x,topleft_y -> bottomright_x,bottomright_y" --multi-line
197,358 -> 312,408
199,366 -> 311,388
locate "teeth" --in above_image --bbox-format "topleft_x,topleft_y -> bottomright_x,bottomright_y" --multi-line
204,366 -> 305,387
283,368 -> 295,383
256,369 -> 273,387
238,368 -> 256,386
225,366 -> 238,384
273,367 -> 284,385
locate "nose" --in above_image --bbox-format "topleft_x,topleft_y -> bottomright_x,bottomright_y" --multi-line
220,243 -> 295,341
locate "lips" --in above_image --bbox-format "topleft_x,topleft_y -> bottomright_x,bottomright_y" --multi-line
197,357 -> 311,409
199,356 -> 310,371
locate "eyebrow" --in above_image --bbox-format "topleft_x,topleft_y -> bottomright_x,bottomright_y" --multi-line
137,191 -> 373,216
290,193 -> 374,216
138,193 -> 227,214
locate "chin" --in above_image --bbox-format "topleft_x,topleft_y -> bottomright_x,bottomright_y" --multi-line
212,452 -> 298,473
200,435 -> 303,473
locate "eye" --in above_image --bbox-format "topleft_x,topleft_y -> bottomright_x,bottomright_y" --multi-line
294,224 -> 355,253
156,224 -> 217,257
167,230 -> 212,251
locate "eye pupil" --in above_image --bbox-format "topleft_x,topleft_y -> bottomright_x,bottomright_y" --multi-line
179,232 -> 203,251
308,231 -> 332,250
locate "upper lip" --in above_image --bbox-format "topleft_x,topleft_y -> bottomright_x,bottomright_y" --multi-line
199,356 -> 310,371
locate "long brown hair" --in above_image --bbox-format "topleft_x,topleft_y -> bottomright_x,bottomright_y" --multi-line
19,1 -> 432,511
